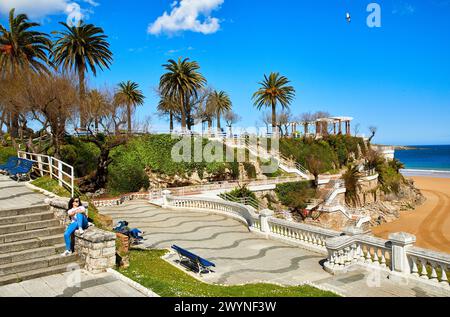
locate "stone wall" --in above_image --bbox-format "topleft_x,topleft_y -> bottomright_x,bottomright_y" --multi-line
75,228 -> 116,274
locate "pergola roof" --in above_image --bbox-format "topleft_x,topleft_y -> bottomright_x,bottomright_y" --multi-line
329,116 -> 354,122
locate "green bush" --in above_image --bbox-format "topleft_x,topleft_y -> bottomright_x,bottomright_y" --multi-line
275,181 -> 316,211
223,184 -> 257,200
243,162 -> 257,179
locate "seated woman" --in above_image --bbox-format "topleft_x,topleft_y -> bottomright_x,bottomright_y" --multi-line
61,197 -> 89,256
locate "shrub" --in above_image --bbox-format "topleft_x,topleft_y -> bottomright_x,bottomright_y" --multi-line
275,181 -> 316,211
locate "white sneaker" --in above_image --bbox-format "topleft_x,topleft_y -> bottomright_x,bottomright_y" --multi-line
61,250 -> 72,257
78,228 -> 84,235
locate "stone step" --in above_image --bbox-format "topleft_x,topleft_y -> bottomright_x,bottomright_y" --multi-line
0,244 -> 66,265
0,212 -> 54,226
0,226 -> 65,244
0,235 -> 65,254
0,253 -> 77,276
0,262 -> 80,287
0,205 -> 49,218
0,219 -> 61,235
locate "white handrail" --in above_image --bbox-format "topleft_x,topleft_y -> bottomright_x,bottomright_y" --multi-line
18,151 -> 75,197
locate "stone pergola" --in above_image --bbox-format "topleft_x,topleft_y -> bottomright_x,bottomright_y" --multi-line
289,116 -> 354,138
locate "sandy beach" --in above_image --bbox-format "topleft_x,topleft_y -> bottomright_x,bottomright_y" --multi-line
372,176 -> 450,254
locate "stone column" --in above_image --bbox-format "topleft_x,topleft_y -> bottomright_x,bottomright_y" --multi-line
389,232 -> 416,274
259,209 -> 274,234
162,190 -> 171,208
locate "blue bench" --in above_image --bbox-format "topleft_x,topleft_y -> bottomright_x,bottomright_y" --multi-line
171,245 -> 215,275
0,157 -> 19,173
6,158 -> 35,181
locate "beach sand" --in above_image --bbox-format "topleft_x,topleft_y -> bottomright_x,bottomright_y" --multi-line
372,176 -> 450,254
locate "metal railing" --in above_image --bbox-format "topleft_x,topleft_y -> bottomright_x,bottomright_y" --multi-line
219,192 -> 265,211
18,151 -> 75,197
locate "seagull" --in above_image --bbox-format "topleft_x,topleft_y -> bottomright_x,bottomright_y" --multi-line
346,12 -> 351,23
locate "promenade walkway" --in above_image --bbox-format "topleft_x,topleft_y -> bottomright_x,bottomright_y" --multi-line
99,201 -> 450,297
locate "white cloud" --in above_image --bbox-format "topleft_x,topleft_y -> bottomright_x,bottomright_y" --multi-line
148,0 -> 224,36
0,0 -> 98,22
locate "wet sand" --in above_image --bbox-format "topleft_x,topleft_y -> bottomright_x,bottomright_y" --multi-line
372,177 -> 450,254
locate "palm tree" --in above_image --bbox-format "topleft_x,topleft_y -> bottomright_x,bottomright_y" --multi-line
159,58 -> 206,131
157,96 -> 179,132
52,21 -> 113,127
0,9 -> 51,77
207,90 -> 232,132
0,9 -> 51,148
252,72 -> 295,134
115,81 -> 145,134
343,164 -> 363,207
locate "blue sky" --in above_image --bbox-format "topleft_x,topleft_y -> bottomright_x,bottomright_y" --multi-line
1,0 -> 450,145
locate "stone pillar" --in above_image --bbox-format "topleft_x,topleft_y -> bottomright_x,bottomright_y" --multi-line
389,232 -> 416,274
259,209 -> 274,234
116,233 -> 130,269
162,190 -> 171,208
339,120 -> 342,134
75,227 -> 116,274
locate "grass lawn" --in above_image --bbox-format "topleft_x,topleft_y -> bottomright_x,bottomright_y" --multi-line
118,249 -> 339,297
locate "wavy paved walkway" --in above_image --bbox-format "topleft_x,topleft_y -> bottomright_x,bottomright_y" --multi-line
99,201 -> 450,297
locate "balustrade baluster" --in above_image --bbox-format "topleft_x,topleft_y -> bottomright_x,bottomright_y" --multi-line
365,246 -> 372,263
420,259 -> 429,279
380,250 -> 387,268
429,262 -> 438,282
439,264 -> 448,285
373,249 -> 380,265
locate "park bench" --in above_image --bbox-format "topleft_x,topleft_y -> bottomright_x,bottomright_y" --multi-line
171,245 -> 216,275
5,158 -> 35,181
0,157 -> 19,173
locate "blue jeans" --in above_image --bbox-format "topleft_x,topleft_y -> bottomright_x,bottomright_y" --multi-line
64,214 -> 88,251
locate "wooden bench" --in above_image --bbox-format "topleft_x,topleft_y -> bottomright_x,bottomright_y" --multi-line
171,245 -> 216,275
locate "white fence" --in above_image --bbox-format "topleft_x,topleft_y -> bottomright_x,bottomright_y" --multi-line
18,151 -> 75,197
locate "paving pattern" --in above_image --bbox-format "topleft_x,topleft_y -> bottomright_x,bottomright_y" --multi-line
0,269 -> 146,297
99,201 -> 450,297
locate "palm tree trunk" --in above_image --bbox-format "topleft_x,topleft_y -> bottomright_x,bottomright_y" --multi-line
180,94 -> 186,131
217,110 -> 221,131
127,103 -> 132,134
78,66 -> 87,128
169,111 -> 174,132
271,102 -> 277,135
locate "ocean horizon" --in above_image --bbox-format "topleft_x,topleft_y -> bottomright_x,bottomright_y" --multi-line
395,145 -> 450,177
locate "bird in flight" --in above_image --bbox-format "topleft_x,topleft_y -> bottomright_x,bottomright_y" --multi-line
346,12 -> 351,23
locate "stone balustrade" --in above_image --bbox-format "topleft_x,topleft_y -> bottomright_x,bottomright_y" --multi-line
324,231 -> 450,288
163,193 -> 340,254
163,193 -> 450,289
407,246 -> 449,285
267,217 -> 341,252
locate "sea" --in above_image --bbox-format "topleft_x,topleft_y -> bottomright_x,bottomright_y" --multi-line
396,145 -> 450,178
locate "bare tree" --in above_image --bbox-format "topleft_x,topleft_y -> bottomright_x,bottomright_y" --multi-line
224,110 -> 241,137
300,112 -> 314,135
368,126 -> 378,143
277,110 -> 293,137
260,111 -> 272,134
353,123 -> 361,137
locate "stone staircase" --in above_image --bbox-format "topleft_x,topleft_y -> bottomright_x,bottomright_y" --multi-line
0,204 -> 78,286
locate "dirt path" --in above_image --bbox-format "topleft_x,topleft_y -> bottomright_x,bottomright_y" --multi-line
372,177 -> 450,254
